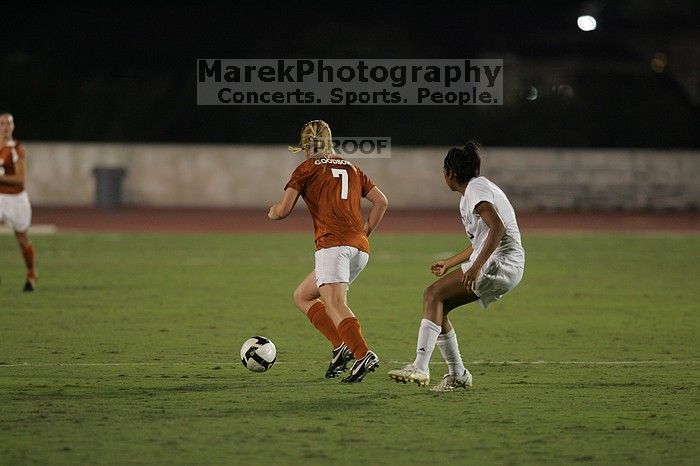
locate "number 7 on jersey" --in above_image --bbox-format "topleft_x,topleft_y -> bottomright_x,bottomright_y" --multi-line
331,168 -> 348,200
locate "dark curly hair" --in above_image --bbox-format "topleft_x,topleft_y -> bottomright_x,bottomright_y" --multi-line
443,140 -> 481,184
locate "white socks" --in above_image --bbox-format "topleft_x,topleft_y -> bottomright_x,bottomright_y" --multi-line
436,328 -> 467,376
413,318 -> 441,373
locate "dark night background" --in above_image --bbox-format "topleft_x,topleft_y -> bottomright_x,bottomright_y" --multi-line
2,0 -> 699,147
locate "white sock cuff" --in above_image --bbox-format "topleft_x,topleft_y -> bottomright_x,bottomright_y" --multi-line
420,318 -> 441,334
437,328 -> 456,343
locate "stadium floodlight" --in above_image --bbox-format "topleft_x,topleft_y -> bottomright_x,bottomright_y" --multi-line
525,86 -> 538,101
577,15 -> 597,31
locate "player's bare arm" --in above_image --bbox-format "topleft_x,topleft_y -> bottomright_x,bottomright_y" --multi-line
430,244 -> 474,277
461,201 -> 505,289
268,187 -> 301,220
0,156 -> 25,186
364,186 -> 388,236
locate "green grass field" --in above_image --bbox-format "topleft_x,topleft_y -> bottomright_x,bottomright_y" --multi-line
1,232 -> 699,465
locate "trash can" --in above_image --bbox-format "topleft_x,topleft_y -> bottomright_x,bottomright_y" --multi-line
92,167 -> 127,208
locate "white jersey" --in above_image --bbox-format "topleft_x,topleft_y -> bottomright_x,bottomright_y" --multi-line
459,176 -> 525,267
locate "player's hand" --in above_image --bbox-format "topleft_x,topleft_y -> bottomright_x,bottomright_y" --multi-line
364,221 -> 371,236
430,260 -> 448,277
268,206 -> 280,220
461,265 -> 479,290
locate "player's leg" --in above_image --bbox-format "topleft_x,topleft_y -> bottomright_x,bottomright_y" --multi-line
318,282 -> 378,383
15,227 -> 37,292
292,270 -> 320,314
293,270 -> 344,347
318,282 -> 365,354
6,192 -> 36,291
436,296 -> 476,374
15,230 -> 36,292
318,247 -> 372,352
423,269 -> 479,324
432,261 -> 522,392
318,247 -> 377,382
292,270 -> 354,378
432,262 -> 525,391
389,268 -> 477,386
417,268 -> 477,370
431,307 -> 473,391
15,230 -> 36,289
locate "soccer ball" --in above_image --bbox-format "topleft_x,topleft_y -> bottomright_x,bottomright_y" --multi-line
240,336 -> 277,372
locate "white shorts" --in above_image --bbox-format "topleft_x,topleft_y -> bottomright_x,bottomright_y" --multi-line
0,191 -> 32,233
461,256 -> 524,308
314,246 -> 369,288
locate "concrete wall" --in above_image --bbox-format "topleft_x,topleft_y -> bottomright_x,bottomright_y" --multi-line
22,143 -> 700,210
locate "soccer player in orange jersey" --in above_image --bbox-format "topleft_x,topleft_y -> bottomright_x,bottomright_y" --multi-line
0,113 -> 38,291
268,120 -> 388,383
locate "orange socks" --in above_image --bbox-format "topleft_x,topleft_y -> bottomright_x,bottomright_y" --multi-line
307,303 -> 371,358
20,242 -> 36,278
307,302 -> 343,348
337,317 -> 369,359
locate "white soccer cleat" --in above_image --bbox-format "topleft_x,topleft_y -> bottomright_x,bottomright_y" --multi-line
388,364 -> 430,386
430,370 -> 473,392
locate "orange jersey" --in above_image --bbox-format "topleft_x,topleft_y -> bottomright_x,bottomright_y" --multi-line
285,155 -> 376,253
0,141 -> 25,194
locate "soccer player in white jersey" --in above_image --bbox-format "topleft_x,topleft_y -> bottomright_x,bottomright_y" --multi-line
388,141 -> 525,391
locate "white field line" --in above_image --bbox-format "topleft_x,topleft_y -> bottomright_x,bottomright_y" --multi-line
0,360 -> 698,368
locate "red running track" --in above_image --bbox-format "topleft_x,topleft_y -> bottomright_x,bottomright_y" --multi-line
29,207 -> 700,233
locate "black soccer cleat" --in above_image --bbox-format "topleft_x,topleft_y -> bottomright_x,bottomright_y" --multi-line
325,343 -> 354,379
23,279 -> 35,292
341,350 -> 379,383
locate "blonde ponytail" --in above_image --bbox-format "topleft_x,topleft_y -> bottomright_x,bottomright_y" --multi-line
288,120 -> 335,155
